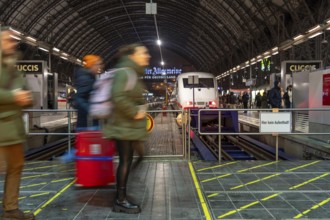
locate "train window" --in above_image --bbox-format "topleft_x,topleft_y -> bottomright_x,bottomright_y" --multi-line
182,78 -> 214,88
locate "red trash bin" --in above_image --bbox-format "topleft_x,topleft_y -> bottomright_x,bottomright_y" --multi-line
75,131 -> 115,187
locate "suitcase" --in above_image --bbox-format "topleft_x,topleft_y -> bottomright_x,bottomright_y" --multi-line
75,131 -> 116,187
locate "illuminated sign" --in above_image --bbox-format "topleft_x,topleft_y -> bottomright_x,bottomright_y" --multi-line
261,58 -> 271,71
285,62 -> 321,73
15,61 -> 43,73
143,67 -> 182,80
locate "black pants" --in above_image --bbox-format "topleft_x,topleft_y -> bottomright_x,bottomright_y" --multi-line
115,140 -> 134,196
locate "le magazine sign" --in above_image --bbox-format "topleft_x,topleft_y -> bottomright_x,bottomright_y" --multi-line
259,112 -> 292,133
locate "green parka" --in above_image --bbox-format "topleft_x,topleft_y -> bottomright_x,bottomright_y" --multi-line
102,57 -> 148,141
0,63 -> 26,147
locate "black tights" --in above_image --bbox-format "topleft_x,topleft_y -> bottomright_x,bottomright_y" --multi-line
115,140 -> 134,200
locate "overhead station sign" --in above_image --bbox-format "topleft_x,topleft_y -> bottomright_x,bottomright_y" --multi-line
143,67 -> 182,80
15,60 -> 44,73
259,112 -> 292,133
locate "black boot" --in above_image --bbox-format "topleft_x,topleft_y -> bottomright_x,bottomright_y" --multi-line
113,187 -> 140,214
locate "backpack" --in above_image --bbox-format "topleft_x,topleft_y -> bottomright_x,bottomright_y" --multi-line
89,68 -> 137,119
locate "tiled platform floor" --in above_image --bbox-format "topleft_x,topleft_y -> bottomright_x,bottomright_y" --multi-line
1,160 -> 330,219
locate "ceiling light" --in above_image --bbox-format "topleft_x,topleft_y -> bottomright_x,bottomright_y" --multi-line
26,36 -> 37,42
308,31 -> 322,39
308,25 -> 321,33
157,39 -> 162,45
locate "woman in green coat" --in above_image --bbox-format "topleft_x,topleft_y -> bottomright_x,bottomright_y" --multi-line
102,43 -> 150,214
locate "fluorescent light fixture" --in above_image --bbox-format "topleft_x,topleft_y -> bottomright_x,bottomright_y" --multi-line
26,36 -> 36,42
10,35 -> 21,41
257,59 -> 262,62
293,34 -> 304,40
308,31 -> 322,39
61,52 -> 68,57
308,25 -> 321,33
257,55 -> 262,59
38,47 -> 49,52
76,59 -> 81,62
60,56 -> 68,60
53,47 -> 60,52
263,51 -> 270,55
251,58 -> 255,62
293,39 -> 304,45
272,47 -> 278,51
281,44 -> 292,51
264,55 -> 271,58
9,27 -> 21,35
327,27 -> 330,30
272,51 -> 279,55
326,18 -> 330,24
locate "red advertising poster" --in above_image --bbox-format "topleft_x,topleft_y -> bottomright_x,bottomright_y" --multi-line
323,73 -> 330,105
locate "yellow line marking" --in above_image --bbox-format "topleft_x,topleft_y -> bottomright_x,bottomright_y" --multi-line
51,177 -> 74,183
188,162 -> 212,220
30,192 -> 50,198
230,173 -> 281,190
236,161 -> 278,173
218,201 -> 260,219
25,161 -> 48,165
219,172 -> 329,219
197,161 -> 237,172
284,160 -> 320,172
289,173 -> 329,189
193,160 -> 202,164
24,164 -> 63,171
293,196 -> 330,218
201,173 -> 232,183
33,179 -> 76,216
261,193 -> 280,201
20,182 -> 47,188
207,193 -> 219,198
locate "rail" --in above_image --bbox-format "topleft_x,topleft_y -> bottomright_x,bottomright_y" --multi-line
197,108 -> 330,163
23,108 -> 185,159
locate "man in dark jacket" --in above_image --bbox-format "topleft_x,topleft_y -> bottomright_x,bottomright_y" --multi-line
268,80 -> 282,108
74,55 -> 103,130
0,28 -> 35,220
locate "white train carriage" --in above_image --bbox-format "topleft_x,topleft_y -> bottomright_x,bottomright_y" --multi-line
173,72 -> 219,109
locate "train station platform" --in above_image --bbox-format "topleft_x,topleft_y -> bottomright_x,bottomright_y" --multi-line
1,160 -> 330,219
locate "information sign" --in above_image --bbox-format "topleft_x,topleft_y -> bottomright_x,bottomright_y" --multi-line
259,112 -> 291,133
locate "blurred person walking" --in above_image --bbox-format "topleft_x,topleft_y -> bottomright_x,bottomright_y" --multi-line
74,54 -> 103,131
0,27 -> 35,220
102,43 -> 150,214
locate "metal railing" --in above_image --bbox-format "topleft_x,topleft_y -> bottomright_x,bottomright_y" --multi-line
23,108 -> 186,159
197,108 -> 330,162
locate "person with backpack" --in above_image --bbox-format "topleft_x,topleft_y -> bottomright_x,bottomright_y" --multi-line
102,43 -> 150,214
74,54 -> 103,130
283,85 -> 292,108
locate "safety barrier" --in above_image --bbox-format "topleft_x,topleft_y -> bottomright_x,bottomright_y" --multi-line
197,108 -> 330,162
23,108 -> 186,159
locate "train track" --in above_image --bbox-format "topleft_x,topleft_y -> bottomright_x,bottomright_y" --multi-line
198,134 -> 280,160
25,137 -> 75,160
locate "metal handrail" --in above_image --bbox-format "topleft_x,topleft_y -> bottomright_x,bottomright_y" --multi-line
196,108 -> 330,162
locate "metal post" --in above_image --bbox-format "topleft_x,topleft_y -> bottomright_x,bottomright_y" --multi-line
182,110 -> 186,159
218,110 -> 222,163
188,110 -> 191,161
67,110 -> 72,153
275,135 -> 279,161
